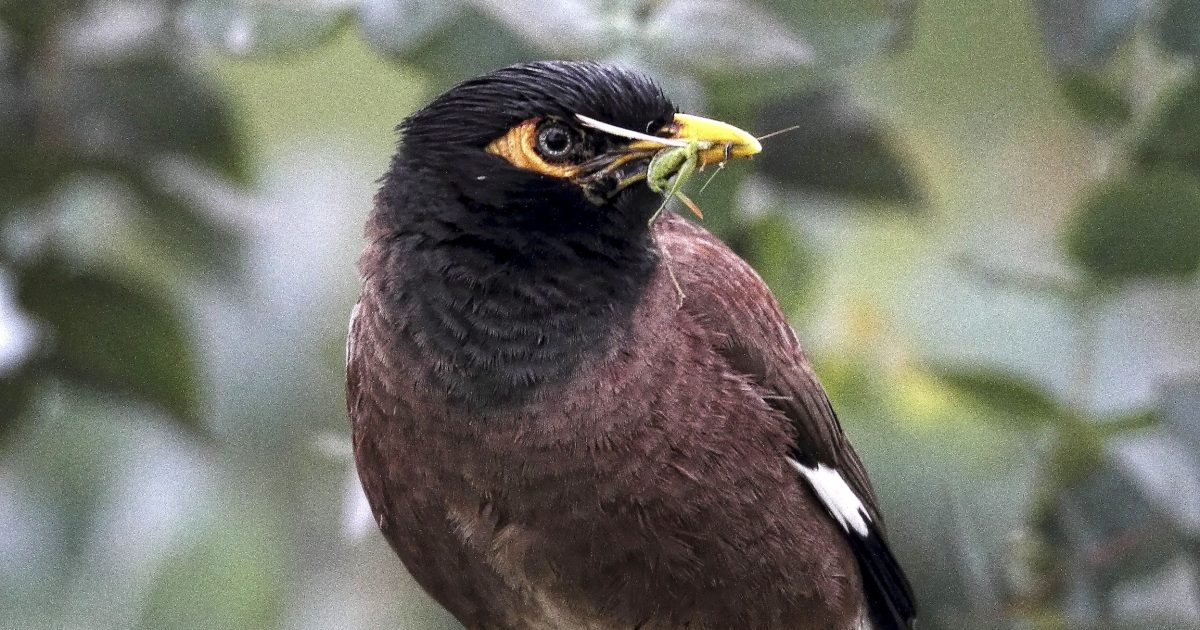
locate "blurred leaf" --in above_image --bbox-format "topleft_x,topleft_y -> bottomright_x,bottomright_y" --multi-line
179,0 -> 352,57
941,486 -> 1008,624
644,0 -> 812,76
814,355 -> 886,413
59,55 -> 248,182
0,56 -> 21,127
1154,0 -> 1200,58
1065,169 -> 1200,281
114,164 -> 242,277
58,0 -> 171,61
930,365 -> 1063,424
1033,0 -> 1141,69
0,0 -> 83,60
137,514 -> 283,630
0,147 -> 76,210
755,87 -> 922,204
1058,71 -> 1132,126
1162,378 -> 1200,450
16,259 -> 200,426
369,4 -> 536,90
694,0 -> 891,110
1048,462 -> 1183,583
759,0 -> 917,63
0,367 -> 35,441
1109,428 -> 1200,537
1095,410 -> 1161,438
358,0 -> 463,56
1134,73 -> 1200,178
0,71 -> 71,205
1046,419 -> 1108,482
723,211 -> 816,316
465,0 -> 608,56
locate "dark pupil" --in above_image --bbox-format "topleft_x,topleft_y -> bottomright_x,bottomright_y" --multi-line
539,126 -> 571,156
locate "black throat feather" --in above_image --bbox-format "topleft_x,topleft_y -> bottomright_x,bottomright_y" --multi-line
368,158 -> 661,412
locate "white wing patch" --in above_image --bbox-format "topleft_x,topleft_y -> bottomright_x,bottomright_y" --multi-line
345,302 -> 361,368
788,458 -> 871,537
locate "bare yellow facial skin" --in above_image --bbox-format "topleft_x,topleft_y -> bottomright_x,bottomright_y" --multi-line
485,119 -> 580,179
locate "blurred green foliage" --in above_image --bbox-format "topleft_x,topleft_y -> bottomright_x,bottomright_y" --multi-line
2,0 -> 1199,629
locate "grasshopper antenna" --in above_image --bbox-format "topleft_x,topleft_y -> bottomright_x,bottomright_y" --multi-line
696,142 -> 734,196
756,124 -> 802,142
696,162 -> 725,196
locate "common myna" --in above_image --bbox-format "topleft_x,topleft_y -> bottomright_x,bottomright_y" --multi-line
347,61 -> 916,630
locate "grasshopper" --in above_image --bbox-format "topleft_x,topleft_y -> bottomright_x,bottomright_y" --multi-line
646,139 -> 732,222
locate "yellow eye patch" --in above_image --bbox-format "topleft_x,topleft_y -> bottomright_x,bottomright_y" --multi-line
485,119 -> 580,179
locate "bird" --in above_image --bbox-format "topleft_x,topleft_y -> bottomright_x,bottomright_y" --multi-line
346,60 -> 916,630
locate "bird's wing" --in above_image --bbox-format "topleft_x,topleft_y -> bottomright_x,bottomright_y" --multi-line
656,214 -> 916,630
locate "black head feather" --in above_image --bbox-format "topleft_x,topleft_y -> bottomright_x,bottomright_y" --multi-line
400,60 -> 675,155
381,61 -> 678,243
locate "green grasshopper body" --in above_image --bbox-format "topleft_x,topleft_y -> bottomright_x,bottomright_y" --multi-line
646,139 -> 714,221
648,139 -> 701,196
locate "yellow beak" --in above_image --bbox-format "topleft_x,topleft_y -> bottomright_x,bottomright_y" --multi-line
629,113 -> 762,167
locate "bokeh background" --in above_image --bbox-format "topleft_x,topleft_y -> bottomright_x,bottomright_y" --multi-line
3,0 -> 1200,628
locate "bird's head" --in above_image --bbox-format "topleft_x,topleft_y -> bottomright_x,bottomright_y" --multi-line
394,61 -> 761,230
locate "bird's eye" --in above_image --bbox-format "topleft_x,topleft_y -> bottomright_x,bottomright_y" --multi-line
536,123 -> 575,159
485,119 -> 581,179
